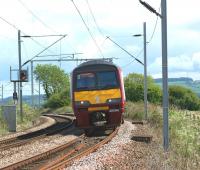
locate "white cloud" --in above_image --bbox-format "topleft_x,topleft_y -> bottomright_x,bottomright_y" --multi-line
76,35 -> 108,58
0,0 -> 200,83
149,52 -> 200,80
168,0 -> 200,26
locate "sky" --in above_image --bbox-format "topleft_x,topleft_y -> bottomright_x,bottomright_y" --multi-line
0,0 -> 200,97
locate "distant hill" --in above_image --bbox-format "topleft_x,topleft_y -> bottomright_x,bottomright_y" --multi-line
154,77 -> 193,83
0,95 -> 46,107
154,77 -> 200,97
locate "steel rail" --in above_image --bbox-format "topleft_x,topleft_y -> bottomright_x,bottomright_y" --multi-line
0,115 -> 73,151
0,116 -> 48,146
1,118 -> 118,170
40,143 -> 86,170
1,135 -> 83,170
41,128 -> 119,170
0,118 -> 73,151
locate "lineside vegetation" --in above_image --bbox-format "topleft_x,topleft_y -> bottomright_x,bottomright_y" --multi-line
124,73 -> 200,169
0,103 -> 41,136
125,102 -> 200,169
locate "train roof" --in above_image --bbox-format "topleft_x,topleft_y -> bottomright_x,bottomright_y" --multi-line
75,59 -> 117,69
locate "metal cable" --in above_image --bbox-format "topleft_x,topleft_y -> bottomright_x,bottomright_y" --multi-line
71,0 -> 105,58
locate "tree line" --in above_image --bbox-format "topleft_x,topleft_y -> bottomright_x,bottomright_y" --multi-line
34,64 -> 200,111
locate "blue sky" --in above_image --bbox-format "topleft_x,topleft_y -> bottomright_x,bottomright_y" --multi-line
0,0 -> 200,97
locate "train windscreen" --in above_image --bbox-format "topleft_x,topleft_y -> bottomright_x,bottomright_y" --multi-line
76,73 -> 95,89
76,71 -> 118,90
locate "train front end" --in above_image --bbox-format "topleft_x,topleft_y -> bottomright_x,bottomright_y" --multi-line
71,60 -> 125,131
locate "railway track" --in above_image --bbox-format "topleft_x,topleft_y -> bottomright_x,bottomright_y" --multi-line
1,128 -> 118,170
0,115 -> 73,151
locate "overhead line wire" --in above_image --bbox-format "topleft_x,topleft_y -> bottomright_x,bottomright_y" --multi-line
85,0 -> 104,36
0,16 -> 19,31
17,0 -> 57,34
22,35 -> 67,66
107,36 -> 143,65
147,4 -> 161,43
71,0 -> 105,58
123,3 -> 161,69
121,48 -> 143,68
0,15 -> 55,54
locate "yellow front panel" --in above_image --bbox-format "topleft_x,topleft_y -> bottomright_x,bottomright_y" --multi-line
74,89 -> 121,104
88,106 -> 109,111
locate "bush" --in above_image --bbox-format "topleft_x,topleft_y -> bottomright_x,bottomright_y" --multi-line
169,85 -> 200,110
124,73 -> 162,104
44,89 -> 70,108
147,85 -> 162,104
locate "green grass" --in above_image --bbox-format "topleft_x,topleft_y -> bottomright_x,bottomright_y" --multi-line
0,110 -> 8,135
124,101 -> 200,169
0,104 -> 42,135
169,110 -> 200,168
0,104 -> 73,136
41,106 -> 73,115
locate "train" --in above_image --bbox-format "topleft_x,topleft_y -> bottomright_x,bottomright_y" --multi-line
71,60 -> 125,135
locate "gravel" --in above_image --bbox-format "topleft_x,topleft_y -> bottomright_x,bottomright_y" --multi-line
0,133 -> 78,168
0,119 -> 166,169
65,121 -> 168,170
66,121 -> 139,170
0,116 -> 55,141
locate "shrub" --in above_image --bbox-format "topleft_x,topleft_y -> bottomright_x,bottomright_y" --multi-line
44,89 -> 70,108
169,85 -> 200,110
147,85 -> 162,104
124,73 -> 162,104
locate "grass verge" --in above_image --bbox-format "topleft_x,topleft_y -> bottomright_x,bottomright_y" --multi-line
0,104 -> 41,136
41,106 -> 73,115
124,101 -> 200,169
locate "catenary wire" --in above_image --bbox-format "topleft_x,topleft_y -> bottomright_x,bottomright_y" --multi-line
0,15 -> 55,54
147,5 -> 160,43
71,0 -> 105,58
17,0 -> 58,34
122,3 -> 161,69
22,35 -> 67,66
107,36 -> 143,65
121,48 -> 143,68
85,0 -> 104,37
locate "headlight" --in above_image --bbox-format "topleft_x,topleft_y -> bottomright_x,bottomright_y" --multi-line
75,101 -> 90,106
106,98 -> 121,104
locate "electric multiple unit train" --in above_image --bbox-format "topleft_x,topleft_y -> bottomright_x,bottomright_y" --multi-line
71,60 -> 125,134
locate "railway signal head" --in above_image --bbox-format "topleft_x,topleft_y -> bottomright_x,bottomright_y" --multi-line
20,70 -> 28,82
13,92 -> 18,100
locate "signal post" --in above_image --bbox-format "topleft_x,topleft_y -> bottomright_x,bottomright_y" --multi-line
10,66 -> 28,120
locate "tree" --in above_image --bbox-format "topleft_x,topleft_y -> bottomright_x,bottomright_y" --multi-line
34,64 -> 70,99
124,73 -> 161,103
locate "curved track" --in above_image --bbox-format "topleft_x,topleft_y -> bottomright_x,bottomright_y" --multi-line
41,128 -> 119,170
1,128 -> 118,170
0,115 -> 73,151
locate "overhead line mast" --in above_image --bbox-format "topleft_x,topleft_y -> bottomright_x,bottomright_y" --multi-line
139,0 -> 169,151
